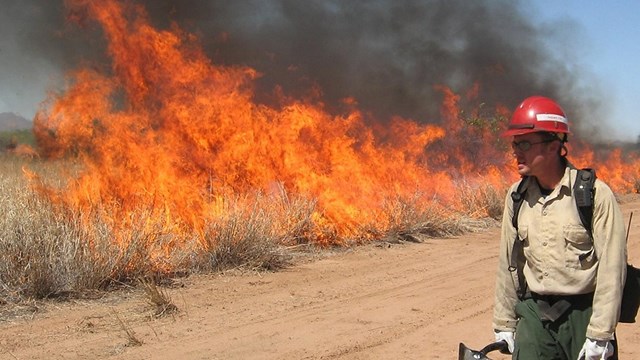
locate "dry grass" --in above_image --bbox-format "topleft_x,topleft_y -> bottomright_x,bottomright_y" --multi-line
139,278 -> 178,318
376,191 -> 497,244
112,310 -> 143,347
0,155 -> 190,301
0,153 -> 509,304
0,156 -> 98,299
200,195 -> 298,272
0,155 -> 312,301
458,181 -> 506,220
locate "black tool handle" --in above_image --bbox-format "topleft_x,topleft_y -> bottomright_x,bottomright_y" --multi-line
480,340 -> 508,354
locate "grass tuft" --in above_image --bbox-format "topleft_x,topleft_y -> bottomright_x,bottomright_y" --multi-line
113,310 -> 143,347
202,204 -> 293,272
458,181 -> 506,220
139,278 -> 178,318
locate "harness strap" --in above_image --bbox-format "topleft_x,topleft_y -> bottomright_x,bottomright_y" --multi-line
509,177 -> 529,300
536,299 -> 572,322
529,292 -> 594,322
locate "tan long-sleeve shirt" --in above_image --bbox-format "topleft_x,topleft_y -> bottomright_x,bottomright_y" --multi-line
493,165 -> 627,340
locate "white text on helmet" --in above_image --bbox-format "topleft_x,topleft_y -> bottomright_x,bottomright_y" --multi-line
536,114 -> 568,124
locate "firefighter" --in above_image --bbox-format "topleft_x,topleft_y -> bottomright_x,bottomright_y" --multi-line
492,96 -> 627,359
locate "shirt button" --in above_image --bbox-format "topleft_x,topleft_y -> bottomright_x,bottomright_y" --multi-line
544,272 -> 549,277
542,210 -> 548,216
543,242 -> 548,246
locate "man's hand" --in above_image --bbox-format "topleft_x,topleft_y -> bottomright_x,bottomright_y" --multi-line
494,331 -> 515,354
578,338 -> 614,360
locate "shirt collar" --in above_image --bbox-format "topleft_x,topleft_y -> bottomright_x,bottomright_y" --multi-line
523,162 -> 575,198
558,164 -> 575,193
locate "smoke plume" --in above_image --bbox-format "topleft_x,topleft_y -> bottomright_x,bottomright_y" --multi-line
4,0 -> 607,138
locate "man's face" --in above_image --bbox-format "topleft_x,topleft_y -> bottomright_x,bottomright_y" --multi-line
511,133 -> 556,177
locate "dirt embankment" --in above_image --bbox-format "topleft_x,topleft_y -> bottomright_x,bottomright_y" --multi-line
2,197 -> 640,360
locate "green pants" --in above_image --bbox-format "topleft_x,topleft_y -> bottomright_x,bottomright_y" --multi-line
513,295 -> 618,360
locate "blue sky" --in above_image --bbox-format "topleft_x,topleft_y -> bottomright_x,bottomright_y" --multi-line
533,1 -> 640,142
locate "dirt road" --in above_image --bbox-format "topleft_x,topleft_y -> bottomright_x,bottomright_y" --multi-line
2,197 -> 640,360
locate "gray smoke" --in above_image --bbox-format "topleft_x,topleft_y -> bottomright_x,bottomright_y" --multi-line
1,0 -> 608,138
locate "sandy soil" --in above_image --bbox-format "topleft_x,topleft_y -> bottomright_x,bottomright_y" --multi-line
2,197 -> 640,360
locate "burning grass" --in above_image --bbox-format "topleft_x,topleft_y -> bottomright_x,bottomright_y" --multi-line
0,155 -> 110,300
0,153 -> 505,303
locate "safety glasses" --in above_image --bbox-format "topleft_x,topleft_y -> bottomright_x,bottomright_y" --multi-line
511,139 -> 555,152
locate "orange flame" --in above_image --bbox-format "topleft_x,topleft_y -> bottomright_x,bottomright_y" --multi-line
31,0 -> 639,252
571,143 -> 640,191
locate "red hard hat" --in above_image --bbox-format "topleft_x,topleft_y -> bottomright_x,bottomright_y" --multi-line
502,96 -> 570,137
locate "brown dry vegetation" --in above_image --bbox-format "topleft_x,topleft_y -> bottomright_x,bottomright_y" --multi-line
0,154 -> 504,305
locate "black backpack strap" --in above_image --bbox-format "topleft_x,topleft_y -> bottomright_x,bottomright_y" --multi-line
511,177 -> 528,230
573,168 -> 596,236
509,177 -> 529,300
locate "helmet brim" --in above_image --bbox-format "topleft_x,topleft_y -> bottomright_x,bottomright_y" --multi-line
500,128 -> 571,138
501,128 -> 538,137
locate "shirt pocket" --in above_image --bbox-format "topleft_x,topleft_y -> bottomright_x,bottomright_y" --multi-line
563,224 -> 596,269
